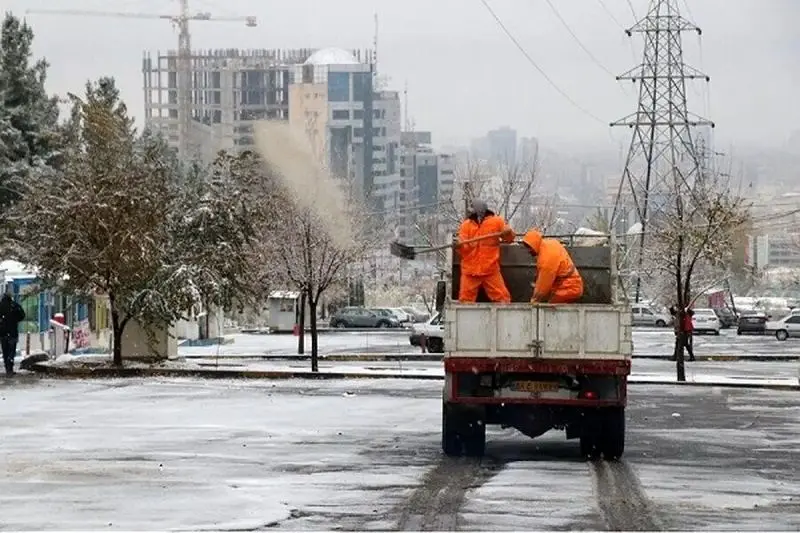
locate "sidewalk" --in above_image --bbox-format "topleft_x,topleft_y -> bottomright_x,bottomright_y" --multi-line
29,358 -> 800,391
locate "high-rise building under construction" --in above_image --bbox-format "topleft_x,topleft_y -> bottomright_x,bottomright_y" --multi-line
141,47 -> 375,164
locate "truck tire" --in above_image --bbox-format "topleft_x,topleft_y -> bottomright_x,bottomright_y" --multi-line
427,337 -> 444,354
599,407 -> 625,460
442,403 -> 486,457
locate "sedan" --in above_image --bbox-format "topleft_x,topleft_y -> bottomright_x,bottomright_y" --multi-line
737,312 -> 767,335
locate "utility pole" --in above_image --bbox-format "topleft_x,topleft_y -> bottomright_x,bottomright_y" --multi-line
610,0 -> 713,302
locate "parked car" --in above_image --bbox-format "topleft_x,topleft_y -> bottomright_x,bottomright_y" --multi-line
409,313 -> 444,352
713,307 -> 737,329
389,308 -> 413,325
631,304 -> 672,327
737,311 -> 768,335
370,308 -> 404,327
329,307 -> 399,329
691,308 -> 721,335
765,313 -> 800,341
401,306 -> 430,323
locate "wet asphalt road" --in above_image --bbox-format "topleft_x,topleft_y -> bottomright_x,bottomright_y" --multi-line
1,377 -> 799,531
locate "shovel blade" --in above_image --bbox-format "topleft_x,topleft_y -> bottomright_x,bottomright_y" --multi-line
389,241 -> 416,260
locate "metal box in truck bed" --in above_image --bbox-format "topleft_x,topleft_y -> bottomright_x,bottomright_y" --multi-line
444,303 -> 632,360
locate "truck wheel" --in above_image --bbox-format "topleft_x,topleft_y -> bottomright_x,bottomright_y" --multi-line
428,337 -> 444,354
580,435 -> 600,460
599,408 -> 625,460
442,402 -> 463,456
442,403 -> 486,457
464,419 -> 486,457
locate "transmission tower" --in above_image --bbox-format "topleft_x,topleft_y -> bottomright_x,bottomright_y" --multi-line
610,0 -> 713,302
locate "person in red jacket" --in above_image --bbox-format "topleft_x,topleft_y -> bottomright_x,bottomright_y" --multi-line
457,199 -> 515,302
683,308 -> 696,361
670,306 -> 695,362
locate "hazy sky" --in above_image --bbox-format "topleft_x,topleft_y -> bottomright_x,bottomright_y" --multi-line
9,0 -> 799,150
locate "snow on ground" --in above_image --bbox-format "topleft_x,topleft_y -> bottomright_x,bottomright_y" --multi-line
175,329 -> 800,358
1,379 -> 799,530
0,378 -> 437,530
178,331 -> 410,357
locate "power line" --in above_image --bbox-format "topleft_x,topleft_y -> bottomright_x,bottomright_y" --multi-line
543,0 -> 616,77
477,0 -> 606,125
625,0 -> 638,20
595,0 -> 625,28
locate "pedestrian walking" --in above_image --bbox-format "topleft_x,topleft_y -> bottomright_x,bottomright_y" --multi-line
684,308 -> 696,362
669,306 -> 695,362
0,292 -> 26,376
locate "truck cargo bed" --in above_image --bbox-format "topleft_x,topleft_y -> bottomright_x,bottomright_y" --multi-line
444,303 -> 632,360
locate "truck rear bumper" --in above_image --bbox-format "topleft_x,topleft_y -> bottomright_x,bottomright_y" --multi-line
444,357 -> 630,407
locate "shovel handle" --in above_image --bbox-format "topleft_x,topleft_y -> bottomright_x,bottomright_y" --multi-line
413,231 -> 507,255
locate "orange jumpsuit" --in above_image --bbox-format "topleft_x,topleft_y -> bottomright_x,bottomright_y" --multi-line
457,213 -> 515,303
522,230 -> 583,304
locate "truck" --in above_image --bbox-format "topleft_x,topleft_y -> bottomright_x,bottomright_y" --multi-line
440,235 -> 632,460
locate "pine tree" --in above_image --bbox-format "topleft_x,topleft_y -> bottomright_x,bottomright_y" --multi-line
0,12 -> 61,213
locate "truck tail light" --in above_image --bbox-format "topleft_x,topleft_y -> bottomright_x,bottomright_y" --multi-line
580,390 -> 597,400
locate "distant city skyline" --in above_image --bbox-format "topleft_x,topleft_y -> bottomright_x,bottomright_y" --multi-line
9,0 -> 800,151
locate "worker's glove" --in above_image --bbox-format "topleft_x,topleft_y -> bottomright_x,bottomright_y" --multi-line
501,226 -> 513,237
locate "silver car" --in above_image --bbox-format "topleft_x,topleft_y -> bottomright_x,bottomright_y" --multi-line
631,304 -> 672,327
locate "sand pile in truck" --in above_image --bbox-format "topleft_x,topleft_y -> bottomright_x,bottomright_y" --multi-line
253,120 -> 353,249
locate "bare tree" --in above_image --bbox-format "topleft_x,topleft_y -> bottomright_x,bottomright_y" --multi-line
446,150 -> 542,232
262,201 -> 373,371
640,171 -> 749,381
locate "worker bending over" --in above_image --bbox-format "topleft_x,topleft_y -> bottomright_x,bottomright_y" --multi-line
457,199 -> 515,303
521,229 -> 583,304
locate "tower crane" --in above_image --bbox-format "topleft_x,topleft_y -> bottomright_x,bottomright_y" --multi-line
26,0 -> 257,161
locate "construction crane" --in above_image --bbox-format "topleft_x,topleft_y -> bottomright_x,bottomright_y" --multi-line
26,0 -> 257,161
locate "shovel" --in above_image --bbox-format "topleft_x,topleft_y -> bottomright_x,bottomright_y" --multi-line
390,231 -> 507,260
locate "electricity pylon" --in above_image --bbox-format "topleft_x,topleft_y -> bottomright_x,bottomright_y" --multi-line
610,0 -> 713,302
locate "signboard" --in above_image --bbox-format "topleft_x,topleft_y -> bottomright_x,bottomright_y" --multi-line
73,319 -> 91,349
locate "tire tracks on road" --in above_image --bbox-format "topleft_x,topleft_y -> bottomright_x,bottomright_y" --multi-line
395,456 -> 500,531
591,460 -> 663,531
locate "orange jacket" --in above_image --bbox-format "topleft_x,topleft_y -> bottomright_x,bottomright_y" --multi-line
457,213 -> 514,277
522,230 -> 581,301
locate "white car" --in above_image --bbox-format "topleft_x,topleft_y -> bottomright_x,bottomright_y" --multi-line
691,308 -> 721,335
765,313 -> 800,341
631,304 -> 672,327
409,313 -> 445,353
389,308 -> 412,325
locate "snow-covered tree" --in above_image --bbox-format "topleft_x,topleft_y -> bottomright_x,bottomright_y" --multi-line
0,13 -> 61,236
13,78 -> 256,365
638,169 -> 749,381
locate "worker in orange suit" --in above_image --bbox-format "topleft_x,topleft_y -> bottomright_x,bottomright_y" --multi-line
457,199 -> 515,303
521,229 -> 583,304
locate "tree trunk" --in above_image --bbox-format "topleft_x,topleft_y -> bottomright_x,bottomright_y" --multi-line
297,290 -> 306,354
309,295 -> 319,372
109,294 -> 126,367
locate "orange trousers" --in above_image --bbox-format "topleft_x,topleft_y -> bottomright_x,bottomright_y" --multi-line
545,276 -> 584,304
459,271 -> 511,303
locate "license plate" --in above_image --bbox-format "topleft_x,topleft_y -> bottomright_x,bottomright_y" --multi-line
510,381 -> 559,393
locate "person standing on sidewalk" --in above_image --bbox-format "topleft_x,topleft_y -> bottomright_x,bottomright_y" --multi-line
0,292 -> 26,376
683,308 -> 696,362
669,306 -> 695,362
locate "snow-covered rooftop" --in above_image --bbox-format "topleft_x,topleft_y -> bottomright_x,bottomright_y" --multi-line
304,47 -> 359,66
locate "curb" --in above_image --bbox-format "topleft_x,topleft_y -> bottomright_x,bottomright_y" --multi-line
632,354 -> 800,362
30,363 -> 800,391
180,353 -> 444,362
177,352 -> 800,362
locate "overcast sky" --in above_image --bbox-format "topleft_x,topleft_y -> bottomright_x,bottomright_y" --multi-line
9,0 -> 799,151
